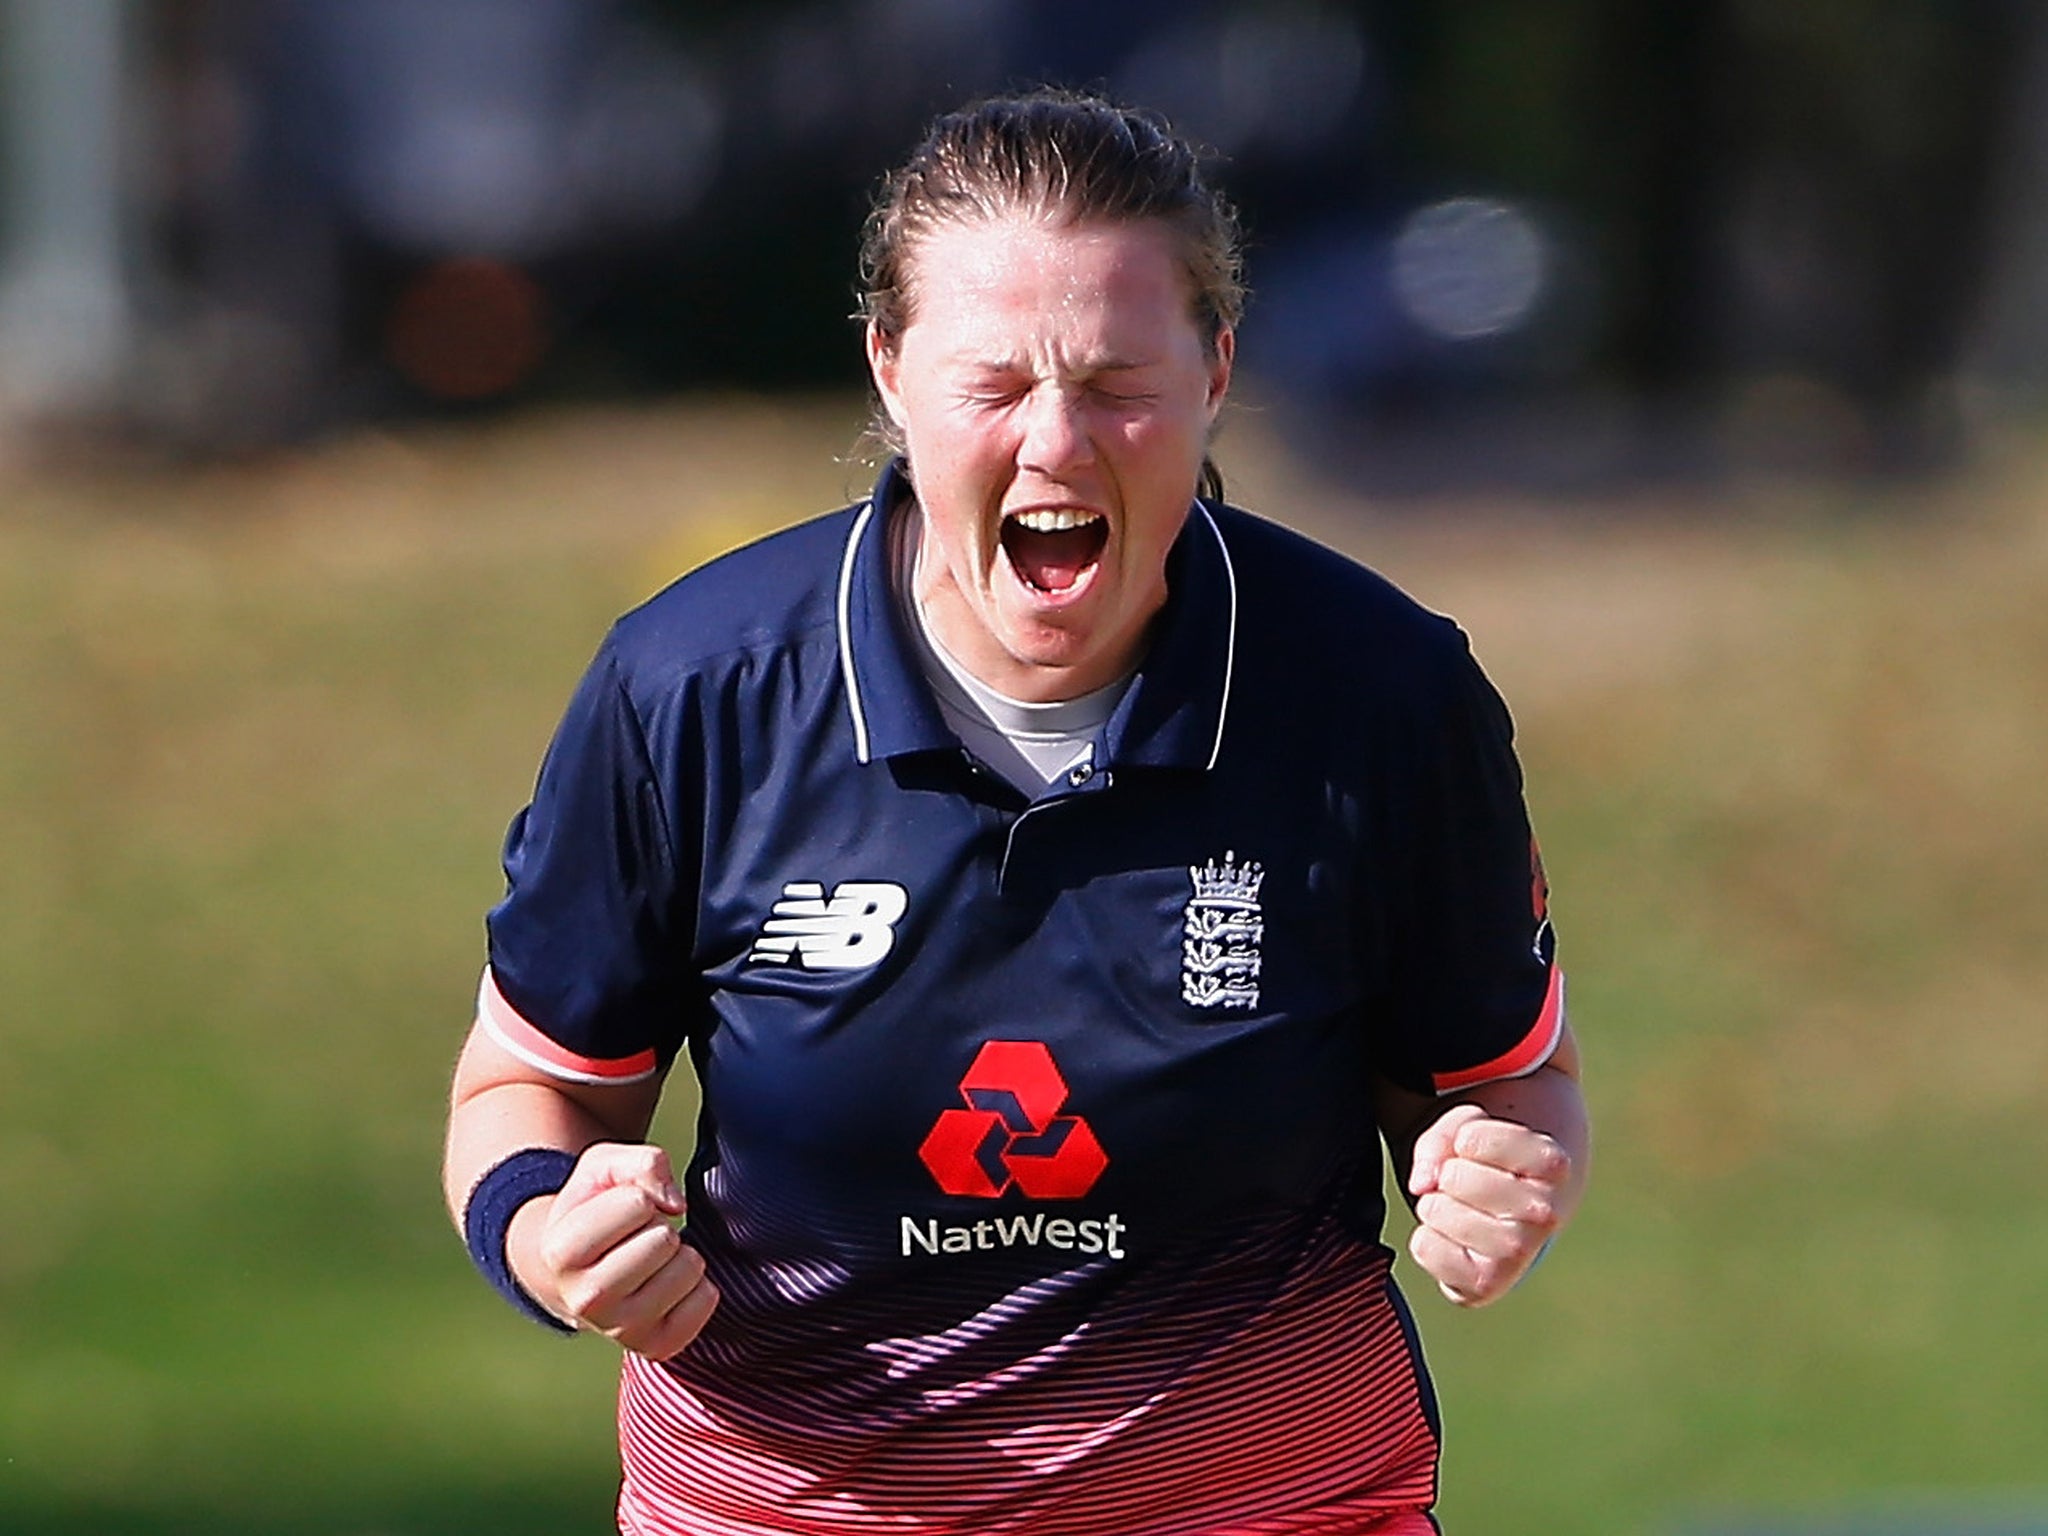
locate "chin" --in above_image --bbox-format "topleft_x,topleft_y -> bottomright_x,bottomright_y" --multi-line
1001,621 -> 1096,667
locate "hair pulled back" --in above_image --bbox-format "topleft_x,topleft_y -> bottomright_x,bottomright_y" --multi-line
861,89 -> 1243,354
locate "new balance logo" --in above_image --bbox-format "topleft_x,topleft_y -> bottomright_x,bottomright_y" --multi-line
749,881 -> 908,969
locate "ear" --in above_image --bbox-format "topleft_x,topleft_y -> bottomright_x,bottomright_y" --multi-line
866,323 -> 908,434
1203,325 -> 1235,420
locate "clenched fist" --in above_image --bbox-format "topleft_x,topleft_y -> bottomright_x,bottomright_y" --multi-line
508,1142 -> 720,1358
1406,1103 -> 1571,1308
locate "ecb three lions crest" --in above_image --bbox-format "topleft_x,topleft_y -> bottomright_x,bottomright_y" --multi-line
1181,851 -> 1264,1011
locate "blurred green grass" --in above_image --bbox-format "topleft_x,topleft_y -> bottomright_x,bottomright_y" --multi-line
3,401 -> 2044,1533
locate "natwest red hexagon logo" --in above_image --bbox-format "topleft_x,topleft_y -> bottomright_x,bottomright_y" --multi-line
918,1041 -> 1108,1199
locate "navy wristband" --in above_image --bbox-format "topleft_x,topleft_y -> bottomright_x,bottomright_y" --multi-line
463,1148 -> 579,1333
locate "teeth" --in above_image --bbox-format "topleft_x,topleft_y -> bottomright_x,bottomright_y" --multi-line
1009,508 -> 1101,533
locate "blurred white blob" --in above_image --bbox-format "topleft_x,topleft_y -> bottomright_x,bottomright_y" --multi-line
0,0 -> 132,412
1392,196 -> 1549,341
333,0 -> 720,259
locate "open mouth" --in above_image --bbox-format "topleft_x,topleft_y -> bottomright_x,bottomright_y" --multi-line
1000,508 -> 1108,597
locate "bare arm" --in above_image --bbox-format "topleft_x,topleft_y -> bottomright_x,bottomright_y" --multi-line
1370,1021 -> 1589,1307
443,1019 -> 718,1356
442,1016 -> 666,1216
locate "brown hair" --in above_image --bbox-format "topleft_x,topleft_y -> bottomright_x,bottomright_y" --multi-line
858,89 -> 1245,500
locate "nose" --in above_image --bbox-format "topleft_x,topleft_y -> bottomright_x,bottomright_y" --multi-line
1017,384 -> 1094,475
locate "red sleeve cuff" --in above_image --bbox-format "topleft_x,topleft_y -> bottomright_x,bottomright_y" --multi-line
1431,965 -> 1565,1095
476,969 -> 660,1086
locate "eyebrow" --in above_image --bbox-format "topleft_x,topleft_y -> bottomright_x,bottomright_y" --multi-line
951,352 -> 1157,375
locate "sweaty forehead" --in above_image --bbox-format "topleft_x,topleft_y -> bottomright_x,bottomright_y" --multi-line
897,214 -> 1198,351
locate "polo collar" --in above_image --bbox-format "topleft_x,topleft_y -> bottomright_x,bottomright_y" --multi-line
1103,498 -> 1238,771
836,459 -> 1238,772
836,460 -> 955,762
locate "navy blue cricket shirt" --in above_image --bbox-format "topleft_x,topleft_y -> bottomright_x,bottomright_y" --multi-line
480,460 -> 1563,1535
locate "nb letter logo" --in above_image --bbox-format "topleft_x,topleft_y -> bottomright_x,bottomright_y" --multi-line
750,881 -> 908,970
918,1041 -> 1108,1199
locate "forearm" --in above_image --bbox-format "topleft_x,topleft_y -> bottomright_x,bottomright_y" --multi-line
440,1021 -> 664,1229
443,1079 -> 620,1227
442,1019 -> 678,1331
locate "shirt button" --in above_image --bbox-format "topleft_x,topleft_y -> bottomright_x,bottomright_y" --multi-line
1067,762 -> 1094,786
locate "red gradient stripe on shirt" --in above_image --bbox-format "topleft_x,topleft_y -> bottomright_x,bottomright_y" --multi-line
1430,965 -> 1564,1095
612,1236 -> 1440,1536
476,968 -> 659,1085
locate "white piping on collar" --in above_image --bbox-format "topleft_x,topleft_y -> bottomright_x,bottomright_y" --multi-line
1193,501 -> 1237,771
837,500 -> 875,763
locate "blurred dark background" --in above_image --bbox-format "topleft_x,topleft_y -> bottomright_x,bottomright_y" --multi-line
5,0 -> 2048,491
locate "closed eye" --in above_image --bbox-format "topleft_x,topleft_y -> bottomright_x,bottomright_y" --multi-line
961,386 -> 1028,408
1089,365 -> 1164,401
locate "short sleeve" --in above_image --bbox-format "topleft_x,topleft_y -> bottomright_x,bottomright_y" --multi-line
1371,632 -> 1563,1098
482,639 -> 697,1084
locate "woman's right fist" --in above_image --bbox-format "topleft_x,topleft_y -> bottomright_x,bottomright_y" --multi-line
509,1142 -> 720,1359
